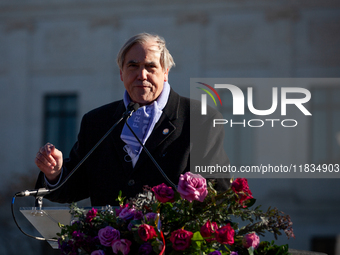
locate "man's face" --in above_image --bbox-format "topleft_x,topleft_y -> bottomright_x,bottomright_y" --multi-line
120,40 -> 169,106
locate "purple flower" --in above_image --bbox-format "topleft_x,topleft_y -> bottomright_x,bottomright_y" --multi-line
71,220 -> 80,226
208,251 -> 222,255
134,211 -> 144,220
118,206 -> 136,220
72,230 -> 85,248
84,236 -> 100,252
72,230 -> 85,241
127,221 -> 137,231
115,204 -> 128,216
98,226 -> 120,247
91,250 -> 105,255
86,208 -> 98,222
144,212 -> 157,222
138,242 -> 153,254
231,252 -> 239,255
58,239 -> 78,255
177,172 -> 208,202
112,239 -> 132,255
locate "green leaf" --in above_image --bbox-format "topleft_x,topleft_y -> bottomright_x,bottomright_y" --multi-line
246,198 -> 256,208
248,246 -> 255,255
115,190 -> 126,206
191,231 -> 204,249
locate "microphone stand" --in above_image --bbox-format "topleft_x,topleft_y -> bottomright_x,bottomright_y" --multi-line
48,102 -> 139,196
12,102 -> 139,241
124,117 -> 178,190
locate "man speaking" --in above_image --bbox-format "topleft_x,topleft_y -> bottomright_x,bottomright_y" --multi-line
35,33 -> 229,206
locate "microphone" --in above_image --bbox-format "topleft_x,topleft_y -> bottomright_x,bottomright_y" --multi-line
15,188 -> 50,198
123,102 -> 140,118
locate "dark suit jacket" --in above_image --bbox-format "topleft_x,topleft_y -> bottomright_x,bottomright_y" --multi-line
36,89 -> 230,206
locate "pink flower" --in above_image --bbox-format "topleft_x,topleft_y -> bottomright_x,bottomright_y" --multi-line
231,178 -> 253,205
138,224 -> 157,242
86,208 -> 98,223
177,172 -> 208,202
111,239 -> 131,255
242,232 -> 260,249
98,226 -> 120,247
169,229 -> 193,251
152,183 -> 175,203
200,220 -> 218,242
215,223 -> 235,245
118,206 -> 136,220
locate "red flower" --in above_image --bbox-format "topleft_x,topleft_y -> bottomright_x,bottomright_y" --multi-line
169,229 -> 193,251
231,178 -> 253,205
138,224 -> 157,242
215,223 -> 235,245
200,220 -> 218,242
152,183 -> 175,203
85,208 -> 98,223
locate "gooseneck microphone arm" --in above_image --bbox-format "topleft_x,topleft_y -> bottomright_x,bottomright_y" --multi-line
12,102 -> 140,242
15,102 -> 140,198
124,116 -> 178,190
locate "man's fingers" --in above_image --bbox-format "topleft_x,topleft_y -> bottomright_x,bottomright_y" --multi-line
42,143 -> 55,156
35,151 -> 55,169
35,143 -> 63,181
37,143 -> 57,166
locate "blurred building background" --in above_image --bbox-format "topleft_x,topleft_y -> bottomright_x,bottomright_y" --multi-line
0,0 -> 339,254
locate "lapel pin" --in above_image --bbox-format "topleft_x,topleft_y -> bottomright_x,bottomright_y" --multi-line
163,128 -> 169,135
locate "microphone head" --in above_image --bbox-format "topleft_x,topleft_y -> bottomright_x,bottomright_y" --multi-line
132,103 -> 140,111
127,102 -> 140,112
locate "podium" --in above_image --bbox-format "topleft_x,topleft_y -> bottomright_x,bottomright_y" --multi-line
20,206 -> 105,249
20,207 -> 73,249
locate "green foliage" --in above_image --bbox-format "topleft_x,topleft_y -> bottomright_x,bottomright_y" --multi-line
255,241 -> 290,255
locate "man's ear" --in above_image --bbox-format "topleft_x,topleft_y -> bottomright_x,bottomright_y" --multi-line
164,68 -> 169,82
120,70 -> 123,81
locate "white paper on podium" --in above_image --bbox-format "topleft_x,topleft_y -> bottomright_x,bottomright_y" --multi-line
20,207 -> 73,249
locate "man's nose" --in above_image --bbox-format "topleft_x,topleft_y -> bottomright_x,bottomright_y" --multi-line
137,68 -> 147,80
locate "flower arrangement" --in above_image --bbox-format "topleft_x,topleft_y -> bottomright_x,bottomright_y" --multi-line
57,173 -> 294,255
